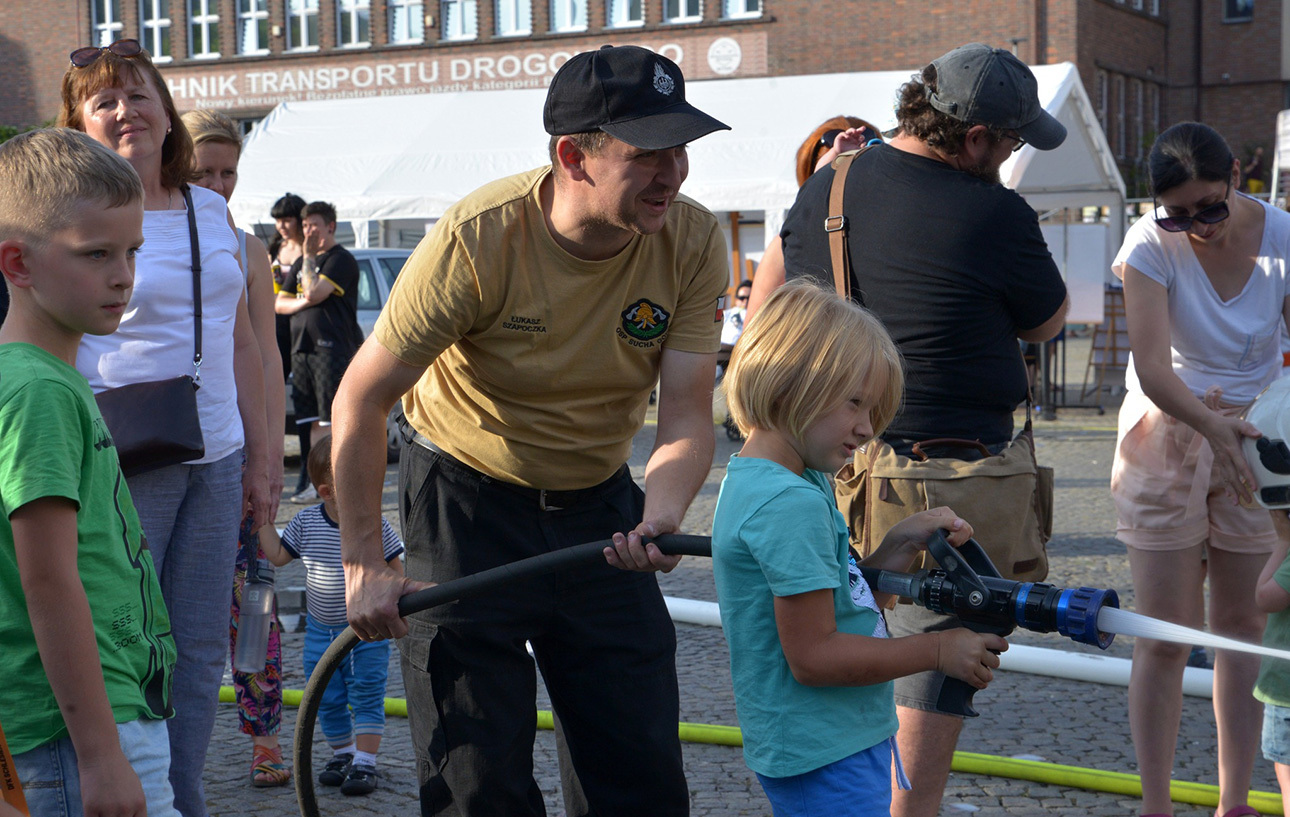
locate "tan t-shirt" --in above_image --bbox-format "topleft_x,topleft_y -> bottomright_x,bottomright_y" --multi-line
375,167 -> 729,490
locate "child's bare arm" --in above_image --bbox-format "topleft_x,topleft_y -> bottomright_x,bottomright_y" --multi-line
862,507 -> 973,606
773,589 -> 1005,688
256,523 -> 293,567
1256,511 -> 1290,614
11,497 -> 146,817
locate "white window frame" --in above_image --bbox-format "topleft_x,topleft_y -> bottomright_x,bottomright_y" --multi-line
664,0 -> 700,22
549,0 -> 586,31
442,0 -> 478,40
1131,0 -> 1143,9
138,0 -> 172,61
722,0 -> 758,18
1114,74 -> 1126,158
337,0 -> 371,47
496,0 -> 531,35
237,0 -> 270,55
286,0 -> 320,51
389,0 -> 425,42
188,0 -> 220,59
606,0 -> 642,26
1150,0 -> 1160,14
92,0 -> 124,46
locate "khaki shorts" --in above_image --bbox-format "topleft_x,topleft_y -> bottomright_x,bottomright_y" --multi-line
1111,390 -> 1276,554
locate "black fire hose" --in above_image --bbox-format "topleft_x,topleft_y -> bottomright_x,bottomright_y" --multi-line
293,533 -> 712,817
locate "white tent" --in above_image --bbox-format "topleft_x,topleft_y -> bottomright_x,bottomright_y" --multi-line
232,62 -> 1124,322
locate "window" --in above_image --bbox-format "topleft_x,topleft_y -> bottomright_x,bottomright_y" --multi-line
338,0 -> 371,46
606,0 -> 641,26
549,0 -> 585,31
1131,79 -> 1143,159
188,0 -> 220,58
1148,82 -> 1160,139
496,0 -> 531,35
664,0 -> 700,22
442,0 -> 478,39
1131,0 -> 1142,9
92,0 -> 124,45
138,0 -> 172,60
389,0 -> 425,43
1224,0 -> 1253,22
1095,70 -> 1108,136
286,0 -> 320,50
238,0 -> 270,55
722,0 -> 757,17
1113,74 -> 1126,158
1150,0 -> 1160,14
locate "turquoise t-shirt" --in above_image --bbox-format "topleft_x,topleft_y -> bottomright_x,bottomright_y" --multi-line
712,454 -> 898,778
1256,553 -> 1290,707
0,343 -> 175,755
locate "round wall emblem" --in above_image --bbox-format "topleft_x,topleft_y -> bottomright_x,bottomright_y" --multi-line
707,37 -> 742,76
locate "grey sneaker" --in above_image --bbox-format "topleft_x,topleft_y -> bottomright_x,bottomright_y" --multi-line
318,754 -> 351,787
340,761 -> 380,796
291,485 -> 319,503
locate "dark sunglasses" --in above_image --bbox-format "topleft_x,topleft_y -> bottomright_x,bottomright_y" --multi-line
819,126 -> 878,150
70,38 -> 143,68
1153,181 -> 1232,233
1006,132 -> 1027,153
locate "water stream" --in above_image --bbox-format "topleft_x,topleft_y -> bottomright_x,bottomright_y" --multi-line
1097,606 -> 1290,662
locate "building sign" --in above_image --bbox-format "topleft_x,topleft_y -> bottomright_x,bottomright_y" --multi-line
164,31 -> 767,111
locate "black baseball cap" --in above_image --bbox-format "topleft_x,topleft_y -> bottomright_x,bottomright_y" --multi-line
926,43 -> 1067,151
543,45 -> 730,150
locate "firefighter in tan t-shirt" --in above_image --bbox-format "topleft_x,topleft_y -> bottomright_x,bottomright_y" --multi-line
330,45 -> 730,816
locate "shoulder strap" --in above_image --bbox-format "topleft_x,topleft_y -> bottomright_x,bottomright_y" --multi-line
824,144 -> 876,303
181,184 -> 203,383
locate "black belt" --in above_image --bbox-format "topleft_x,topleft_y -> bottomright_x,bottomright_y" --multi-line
406,430 -> 628,512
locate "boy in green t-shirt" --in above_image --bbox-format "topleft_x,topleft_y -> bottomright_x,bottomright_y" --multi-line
0,128 -> 178,817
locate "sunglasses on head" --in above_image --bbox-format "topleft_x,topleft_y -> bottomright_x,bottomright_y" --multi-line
819,126 -> 878,150
1153,180 -> 1232,233
70,38 -> 143,68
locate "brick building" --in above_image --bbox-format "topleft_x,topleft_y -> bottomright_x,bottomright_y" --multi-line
1,0 -> 1286,195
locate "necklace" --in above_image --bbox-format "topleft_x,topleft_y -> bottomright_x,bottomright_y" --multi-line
167,188 -> 174,210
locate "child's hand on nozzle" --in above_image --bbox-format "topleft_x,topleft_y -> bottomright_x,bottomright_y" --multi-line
935,629 -> 1007,689
880,506 -> 973,559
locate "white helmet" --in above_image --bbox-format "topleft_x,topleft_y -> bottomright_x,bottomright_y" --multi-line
1243,375 -> 1290,509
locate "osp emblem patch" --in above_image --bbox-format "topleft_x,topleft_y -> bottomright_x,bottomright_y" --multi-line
621,299 -> 671,341
653,62 -> 675,96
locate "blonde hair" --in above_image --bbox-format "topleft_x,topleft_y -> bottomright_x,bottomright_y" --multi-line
0,128 -> 143,247
724,280 -> 903,441
182,109 -> 243,156
57,45 -> 194,191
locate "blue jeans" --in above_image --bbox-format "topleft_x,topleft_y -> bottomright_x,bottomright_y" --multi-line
303,615 -> 390,747
127,452 -> 243,817
11,718 -> 177,817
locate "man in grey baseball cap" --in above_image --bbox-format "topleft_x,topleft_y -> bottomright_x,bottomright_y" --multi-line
774,44 -> 1070,816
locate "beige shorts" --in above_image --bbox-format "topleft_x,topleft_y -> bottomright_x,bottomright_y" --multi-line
1111,390 -> 1277,554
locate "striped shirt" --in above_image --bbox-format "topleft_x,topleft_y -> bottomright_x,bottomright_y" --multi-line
281,504 -> 404,626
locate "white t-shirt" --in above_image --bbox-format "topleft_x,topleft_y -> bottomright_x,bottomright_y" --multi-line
77,185 -> 247,463
1114,196 -> 1290,405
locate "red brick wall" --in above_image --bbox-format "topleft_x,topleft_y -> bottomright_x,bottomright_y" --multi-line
3,0 -> 1285,176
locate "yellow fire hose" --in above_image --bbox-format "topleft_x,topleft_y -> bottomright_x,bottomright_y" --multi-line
219,684 -> 1283,813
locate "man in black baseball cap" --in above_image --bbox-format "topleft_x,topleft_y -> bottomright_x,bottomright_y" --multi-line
775,44 -> 1070,816
332,43 -> 729,817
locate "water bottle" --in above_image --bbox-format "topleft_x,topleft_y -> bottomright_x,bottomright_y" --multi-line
234,558 -> 276,673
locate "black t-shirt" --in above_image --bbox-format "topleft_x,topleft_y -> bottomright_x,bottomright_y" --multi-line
281,244 -> 363,356
781,145 -> 1067,445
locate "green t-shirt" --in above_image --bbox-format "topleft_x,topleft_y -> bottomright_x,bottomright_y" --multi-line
712,455 -> 898,778
0,343 -> 175,755
1257,552 -> 1290,708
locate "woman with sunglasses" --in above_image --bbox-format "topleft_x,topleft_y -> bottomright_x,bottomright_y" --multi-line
58,40 -> 271,817
1114,121 -> 1290,817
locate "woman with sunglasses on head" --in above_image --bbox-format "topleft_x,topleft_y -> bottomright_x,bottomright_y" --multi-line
182,108 -> 291,789
58,40 -> 271,817
746,115 -> 883,322
1114,121 -> 1290,817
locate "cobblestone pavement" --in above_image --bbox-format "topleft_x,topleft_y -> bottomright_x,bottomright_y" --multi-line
202,360 -> 1282,816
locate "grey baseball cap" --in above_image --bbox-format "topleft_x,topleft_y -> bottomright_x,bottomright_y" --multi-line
926,43 -> 1067,151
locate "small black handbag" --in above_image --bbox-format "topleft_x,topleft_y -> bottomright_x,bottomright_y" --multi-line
95,185 -> 206,477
